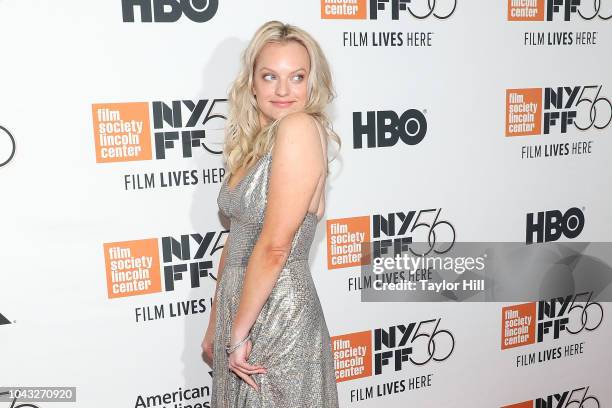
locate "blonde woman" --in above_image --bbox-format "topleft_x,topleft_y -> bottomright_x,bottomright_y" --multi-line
201,21 -> 341,407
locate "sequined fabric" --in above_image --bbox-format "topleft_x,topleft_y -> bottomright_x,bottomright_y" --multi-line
212,149 -> 339,408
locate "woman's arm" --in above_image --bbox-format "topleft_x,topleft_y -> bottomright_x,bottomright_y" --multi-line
201,223 -> 230,365
209,233 -> 229,325
227,112 -> 325,376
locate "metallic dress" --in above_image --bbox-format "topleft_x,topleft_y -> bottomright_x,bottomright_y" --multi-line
212,148 -> 340,408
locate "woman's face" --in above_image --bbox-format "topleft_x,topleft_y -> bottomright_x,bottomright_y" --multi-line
252,40 -> 311,127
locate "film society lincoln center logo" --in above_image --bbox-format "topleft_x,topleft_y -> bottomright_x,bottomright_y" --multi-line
93,102 -> 152,163
331,319 -> 454,385
327,216 -> 371,270
505,86 -> 612,137
104,231 -> 223,299
104,238 -> 161,299
507,0 -> 612,21
320,0 -> 456,19
92,99 -> 226,163
327,209 -> 454,270
501,292 -> 603,350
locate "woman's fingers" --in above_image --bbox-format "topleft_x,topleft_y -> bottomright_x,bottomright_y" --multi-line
230,365 -> 260,392
227,339 -> 266,391
201,339 -> 213,367
243,340 -> 267,372
202,342 -> 212,356
236,362 -> 267,375
203,353 -> 212,368
231,340 -> 267,371
229,354 -> 267,375
236,355 -> 267,372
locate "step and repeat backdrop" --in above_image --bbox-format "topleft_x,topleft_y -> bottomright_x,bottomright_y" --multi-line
1,0 -> 612,407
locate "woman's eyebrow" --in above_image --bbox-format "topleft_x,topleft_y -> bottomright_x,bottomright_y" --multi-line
258,67 -> 307,73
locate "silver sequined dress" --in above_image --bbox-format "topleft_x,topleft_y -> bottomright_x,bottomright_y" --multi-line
212,149 -> 340,408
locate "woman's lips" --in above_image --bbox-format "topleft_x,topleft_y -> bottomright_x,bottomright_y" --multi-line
271,101 -> 295,108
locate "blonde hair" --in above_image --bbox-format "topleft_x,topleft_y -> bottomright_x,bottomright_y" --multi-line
223,20 -> 341,176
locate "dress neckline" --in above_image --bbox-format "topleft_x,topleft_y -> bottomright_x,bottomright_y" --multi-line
224,151 -> 272,193
223,151 -> 322,222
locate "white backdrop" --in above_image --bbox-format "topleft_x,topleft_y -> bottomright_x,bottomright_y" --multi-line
1,1 -> 611,407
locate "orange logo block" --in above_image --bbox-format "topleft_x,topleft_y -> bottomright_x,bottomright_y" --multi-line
502,402 -> 533,408
104,238 -> 161,299
321,0 -> 367,19
507,0 -> 545,21
92,102 -> 152,163
331,330 -> 372,382
327,216 -> 370,270
501,302 -> 536,349
505,88 -> 542,137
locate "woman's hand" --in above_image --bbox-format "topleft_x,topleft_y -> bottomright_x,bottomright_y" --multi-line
228,338 -> 267,392
201,324 -> 215,368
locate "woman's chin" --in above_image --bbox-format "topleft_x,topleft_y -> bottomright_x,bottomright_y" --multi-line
275,108 -> 303,119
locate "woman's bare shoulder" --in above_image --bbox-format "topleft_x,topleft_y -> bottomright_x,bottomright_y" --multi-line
274,112 -> 324,155
277,111 -> 319,132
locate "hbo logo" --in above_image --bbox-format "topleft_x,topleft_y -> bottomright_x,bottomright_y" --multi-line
526,207 -> 585,244
353,110 -> 427,149
122,0 -> 218,23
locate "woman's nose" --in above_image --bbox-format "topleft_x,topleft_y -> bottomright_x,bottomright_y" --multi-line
275,79 -> 289,96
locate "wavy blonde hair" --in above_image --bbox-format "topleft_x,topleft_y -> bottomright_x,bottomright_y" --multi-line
223,20 -> 341,177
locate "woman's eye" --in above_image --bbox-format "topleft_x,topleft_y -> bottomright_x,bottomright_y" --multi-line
262,73 -> 303,81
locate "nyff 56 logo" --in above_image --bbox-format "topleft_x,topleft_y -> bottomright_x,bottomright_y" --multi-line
501,292 -> 603,350
0,125 -> 16,168
104,230 -> 226,299
502,385 -> 599,408
327,209 -> 455,270
505,86 -> 612,137
332,318 -> 454,382
321,0 -> 456,20
0,312 -> 12,325
508,0 -> 612,21
92,99 -> 226,163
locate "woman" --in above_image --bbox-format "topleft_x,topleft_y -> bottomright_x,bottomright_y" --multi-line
201,21 -> 341,407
